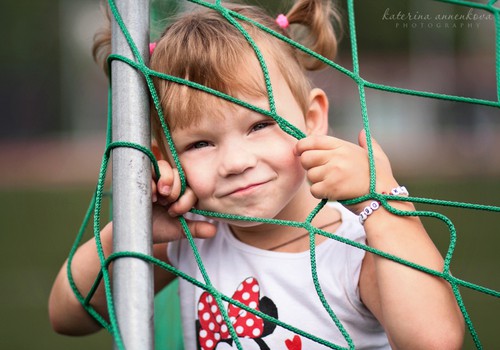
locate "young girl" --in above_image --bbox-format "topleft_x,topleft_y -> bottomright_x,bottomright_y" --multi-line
49,0 -> 465,349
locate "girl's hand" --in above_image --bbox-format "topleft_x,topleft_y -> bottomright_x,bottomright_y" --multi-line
151,159 -> 216,243
295,130 -> 398,214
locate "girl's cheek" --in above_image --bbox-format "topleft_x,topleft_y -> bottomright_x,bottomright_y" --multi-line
192,183 -> 210,200
184,166 -> 211,199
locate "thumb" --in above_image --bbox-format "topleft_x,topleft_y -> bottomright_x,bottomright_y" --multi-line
186,220 -> 217,239
358,129 -> 382,154
358,129 -> 391,167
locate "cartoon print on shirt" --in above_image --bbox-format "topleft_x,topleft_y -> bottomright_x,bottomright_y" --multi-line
196,276 -> 290,350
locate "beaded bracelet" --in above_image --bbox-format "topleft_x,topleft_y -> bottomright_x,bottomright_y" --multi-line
358,186 -> 409,225
358,200 -> 380,225
390,185 -> 409,196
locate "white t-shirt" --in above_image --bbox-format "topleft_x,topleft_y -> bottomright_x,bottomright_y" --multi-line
168,202 -> 390,349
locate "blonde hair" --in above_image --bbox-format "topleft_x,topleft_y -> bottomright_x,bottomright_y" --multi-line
93,0 -> 341,157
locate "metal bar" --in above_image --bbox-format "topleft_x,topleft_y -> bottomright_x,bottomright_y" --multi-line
111,0 -> 153,349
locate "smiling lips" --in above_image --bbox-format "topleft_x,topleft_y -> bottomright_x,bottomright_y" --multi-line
225,181 -> 270,197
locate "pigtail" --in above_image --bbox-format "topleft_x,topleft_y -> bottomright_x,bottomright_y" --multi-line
92,3 -> 112,76
285,0 -> 342,70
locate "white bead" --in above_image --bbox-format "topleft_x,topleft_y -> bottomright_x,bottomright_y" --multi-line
359,212 -> 368,224
359,200 -> 380,225
391,186 -> 409,196
358,186 -> 409,225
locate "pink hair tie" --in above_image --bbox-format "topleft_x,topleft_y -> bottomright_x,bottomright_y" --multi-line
275,14 -> 289,29
149,42 -> 157,56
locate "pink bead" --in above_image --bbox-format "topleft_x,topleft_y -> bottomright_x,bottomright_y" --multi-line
276,14 -> 289,29
149,42 -> 157,56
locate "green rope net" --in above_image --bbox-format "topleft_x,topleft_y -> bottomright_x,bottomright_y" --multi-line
66,0 -> 500,349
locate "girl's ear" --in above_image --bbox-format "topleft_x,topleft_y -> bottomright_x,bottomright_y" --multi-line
305,88 -> 329,136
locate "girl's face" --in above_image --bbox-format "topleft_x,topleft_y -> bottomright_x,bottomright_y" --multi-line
171,58 -> 313,223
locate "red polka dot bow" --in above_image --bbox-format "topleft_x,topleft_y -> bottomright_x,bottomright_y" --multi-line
198,277 -> 264,350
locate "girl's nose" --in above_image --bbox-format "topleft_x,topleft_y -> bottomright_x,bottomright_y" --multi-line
218,143 -> 257,177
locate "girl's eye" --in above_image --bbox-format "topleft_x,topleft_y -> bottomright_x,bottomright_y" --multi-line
252,121 -> 274,132
188,141 -> 210,150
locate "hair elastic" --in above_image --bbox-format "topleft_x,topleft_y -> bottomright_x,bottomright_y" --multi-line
276,14 -> 289,29
149,42 -> 157,56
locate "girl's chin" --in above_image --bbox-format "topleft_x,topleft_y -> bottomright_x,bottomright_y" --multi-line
223,218 -> 264,228
195,205 -> 279,226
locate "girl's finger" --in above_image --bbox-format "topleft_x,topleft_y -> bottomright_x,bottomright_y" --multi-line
151,179 -> 158,203
157,160 -> 174,196
299,149 -> 330,170
168,187 -> 198,217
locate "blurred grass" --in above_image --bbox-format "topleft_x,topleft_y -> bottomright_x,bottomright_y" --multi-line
0,178 -> 498,349
403,177 -> 500,349
0,187 -> 111,349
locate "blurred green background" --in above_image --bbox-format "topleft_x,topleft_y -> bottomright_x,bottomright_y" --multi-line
1,0 -> 498,349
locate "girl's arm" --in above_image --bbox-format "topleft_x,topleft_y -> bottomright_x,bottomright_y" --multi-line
358,195 -> 464,349
48,223 -> 114,335
296,131 -> 464,349
49,160 -> 216,336
48,223 -> 177,335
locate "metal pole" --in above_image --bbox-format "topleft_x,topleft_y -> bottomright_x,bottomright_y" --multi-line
111,1 -> 153,349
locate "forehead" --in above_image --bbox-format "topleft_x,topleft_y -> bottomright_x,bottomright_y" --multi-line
172,60 -> 304,145
169,44 -> 284,130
